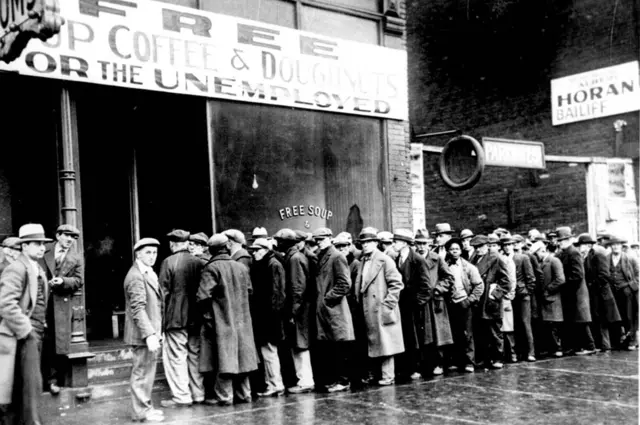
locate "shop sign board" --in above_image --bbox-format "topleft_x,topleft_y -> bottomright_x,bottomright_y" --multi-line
551,61 -> 640,125
0,0 -> 409,120
482,137 -> 545,169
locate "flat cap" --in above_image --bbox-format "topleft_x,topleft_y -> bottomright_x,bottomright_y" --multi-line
393,229 -> 414,244
274,228 -> 297,241
252,227 -> 268,239
294,230 -> 309,242
470,235 -> 488,247
459,229 -> 474,239
494,227 -> 509,236
189,232 -> 209,246
312,227 -> 333,239
134,237 -> 160,252
415,228 -> 430,242
487,234 -> 500,244
333,233 -> 352,246
358,227 -> 379,243
377,231 -> 393,243
249,238 -> 272,250
2,237 -> 21,249
208,234 -> 229,248
56,224 -> 80,237
167,229 -> 190,242
223,229 -> 246,245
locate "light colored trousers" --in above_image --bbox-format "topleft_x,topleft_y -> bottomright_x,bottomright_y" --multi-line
260,343 -> 284,391
130,345 -> 157,421
379,356 -> 394,381
163,329 -> 205,404
291,348 -> 315,387
214,374 -> 252,403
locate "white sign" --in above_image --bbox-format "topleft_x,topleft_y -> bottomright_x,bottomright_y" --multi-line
410,143 -> 426,231
0,0 -> 409,120
482,138 -> 545,169
551,61 -> 640,125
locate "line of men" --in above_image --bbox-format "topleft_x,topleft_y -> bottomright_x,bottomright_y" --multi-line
123,222 -> 639,422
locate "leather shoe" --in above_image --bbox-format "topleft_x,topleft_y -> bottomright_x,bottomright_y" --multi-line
287,385 -> 314,394
526,355 -> 536,362
377,378 -> 394,386
49,383 -> 61,395
490,361 -> 503,369
464,365 -> 474,373
257,388 -> 284,397
160,399 -> 192,408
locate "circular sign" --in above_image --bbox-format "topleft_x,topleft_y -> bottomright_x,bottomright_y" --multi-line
438,135 -> 485,190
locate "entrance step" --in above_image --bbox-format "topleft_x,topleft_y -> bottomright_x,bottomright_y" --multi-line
88,345 -> 164,385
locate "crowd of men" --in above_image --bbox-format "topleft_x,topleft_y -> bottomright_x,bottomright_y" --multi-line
0,221 -> 637,423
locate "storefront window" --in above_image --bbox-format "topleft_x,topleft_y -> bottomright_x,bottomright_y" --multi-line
301,6 -> 379,44
201,0 -> 297,28
314,0 -> 381,13
210,100 -> 386,238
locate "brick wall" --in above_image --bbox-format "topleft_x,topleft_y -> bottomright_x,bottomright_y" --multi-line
407,0 -> 639,236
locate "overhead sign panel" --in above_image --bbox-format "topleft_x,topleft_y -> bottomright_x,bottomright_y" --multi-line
482,137 -> 545,169
0,0 -> 409,120
551,61 -> 640,126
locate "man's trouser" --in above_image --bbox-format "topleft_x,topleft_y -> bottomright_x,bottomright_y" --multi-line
130,345 -> 157,421
163,329 -> 205,404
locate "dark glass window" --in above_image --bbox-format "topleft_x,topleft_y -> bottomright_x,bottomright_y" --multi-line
201,0 -> 296,28
301,6 -> 379,44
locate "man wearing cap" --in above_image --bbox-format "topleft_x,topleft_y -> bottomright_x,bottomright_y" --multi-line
459,229 -> 474,261
576,234 -> 621,353
248,238 -> 286,397
433,223 -> 454,260
251,227 -> 268,242
188,232 -> 211,262
39,224 -> 84,395
334,232 -> 360,286
471,234 -> 511,369
123,237 -> 164,422
274,229 -> 315,394
530,240 -> 565,357
377,231 -> 397,260
555,227 -> 596,355
607,236 -> 639,350
197,234 -> 258,405
515,234 -> 544,357
223,229 -> 252,271
0,237 -> 21,276
312,227 -> 355,393
159,230 -> 206,407
414,229 -> 430,259
352,227 -> 404,386
392,229 -> 430,380
0,224 -> 52,425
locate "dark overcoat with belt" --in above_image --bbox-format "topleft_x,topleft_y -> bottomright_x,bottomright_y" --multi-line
584,249 -> 621,324
197,253 -> 258,375
540,254 -> 565,322
420,251 -> 454,347
396,249 -> 429,350
283,246 -> 312,349
556,245 -> 591,323
314,245 -> 355,342
123,262 -> 163,346
250,251 -> 286,346
353,249 -> 404,357
473,252 -> 510,320
159,249 -> 204,333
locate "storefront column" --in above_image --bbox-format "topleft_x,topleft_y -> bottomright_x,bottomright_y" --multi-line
58,86 -> 94,389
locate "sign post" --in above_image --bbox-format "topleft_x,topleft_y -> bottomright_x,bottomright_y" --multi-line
482,137 -> 546,169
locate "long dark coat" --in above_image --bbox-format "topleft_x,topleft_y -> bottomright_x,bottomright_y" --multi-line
473,252 -> 510,320
527,252 -> 544,320
556,245 -> 591,323
540,254 -> 565,322
584,249 -> 621,324
197,253 -> 258,375
421,252 -> 454,346
397,249 -> 429,350
159,249 -> 204,332
314,245 -> 355,342
250,252 -> 286,346
353,249 -> 404,357
284,246 -> 312,349
232,248 -> 252,271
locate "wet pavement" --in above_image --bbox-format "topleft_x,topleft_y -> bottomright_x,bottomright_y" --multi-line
46,350 -> 638,425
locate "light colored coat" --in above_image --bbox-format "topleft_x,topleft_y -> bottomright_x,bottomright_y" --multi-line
0,254 -> 49,404
353,249 -> 404,358
123,262 -> 163,346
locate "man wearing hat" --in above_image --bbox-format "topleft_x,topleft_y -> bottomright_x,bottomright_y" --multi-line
159,230 -> 206,407
576,234 -> 621,353
607,235 -> 639,350
188,232 -> 211,261
433,223 -> 454,260
248,238 -> 286,397
39,224 -> 84,395
223,229 -> 252,271
459,229 -> 474,261
312,227 -> 355,393
414,229 -> 430,259
274,229 -> 315,394
352,227 -> 404,386
123,237 -> 164,422
471,234 -> 511,369
0,224 -> 52,425
251,227 -> 268,242
197,234 -> 258,405
555,227 -> 595,355
0,237 -> 21,276
377,231 -> 397,260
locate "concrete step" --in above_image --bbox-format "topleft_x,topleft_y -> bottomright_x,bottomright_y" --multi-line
88,345 -> 163,385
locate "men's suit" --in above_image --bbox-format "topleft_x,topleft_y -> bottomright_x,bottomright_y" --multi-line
539,254 -> 566,352
609,252 -> 639,348
584,249 -> 621,351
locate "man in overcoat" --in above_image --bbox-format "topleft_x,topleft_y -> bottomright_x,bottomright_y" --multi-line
224,229 -> 252,271
312,227 -> 354,393
275,229 -> 314,394
188,232 -> 211,262
40,224 -> 84,395
353,227 -> 404,386
0,237 -> 21,276
123,237 -> 164,422
197,234 -> 258,405
530,241 -> 565,356
606,236 -> 639,350
248,238 -> 286,397
0,223 -> 52,425
471,234 -> 511,369
555,227 -> 595,355
159,229 -> 206,407
414,229 -> 431,260
459,229 -> 475,262
433,223 -> 454,259
576,233 -> 621,352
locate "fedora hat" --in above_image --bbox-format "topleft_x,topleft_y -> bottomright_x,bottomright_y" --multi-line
434,223 -> 454,235
18,223 -> 53,243
459,229 -> 474,239
415,228 -> 430,242
358,227 -> 379,243
252,227 -> 268,240
574,233 -> 596,245
500,235 -> 515,245
393,229 -> 414,244
605,235 -> 628,246
555,227 -> 573,241
487,233 -> 500,244
470,235 -> 488,247
377,231 -> 393,243
133,237 -> 160,252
